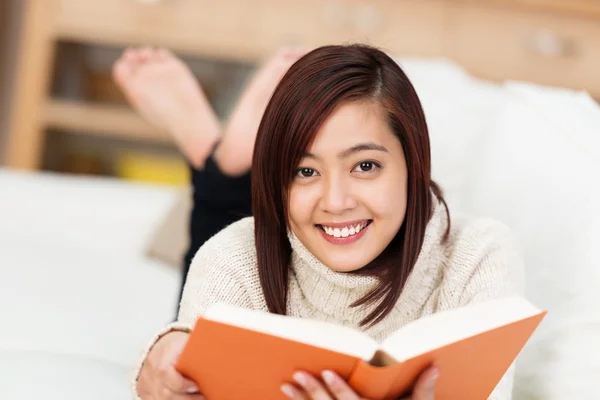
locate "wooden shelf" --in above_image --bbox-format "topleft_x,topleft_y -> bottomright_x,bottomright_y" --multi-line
43,99 -> 171,144
6,0 -> 600,170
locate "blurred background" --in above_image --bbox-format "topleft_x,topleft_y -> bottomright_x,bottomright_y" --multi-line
1,1 -> 600,399
1,0 -> 599,185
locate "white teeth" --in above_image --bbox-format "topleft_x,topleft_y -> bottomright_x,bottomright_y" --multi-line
322,222 -> 368,238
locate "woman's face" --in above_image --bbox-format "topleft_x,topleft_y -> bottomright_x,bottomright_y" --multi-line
288,101 -> 408,272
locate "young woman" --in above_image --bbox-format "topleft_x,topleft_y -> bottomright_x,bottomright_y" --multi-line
132,44 -> 524,400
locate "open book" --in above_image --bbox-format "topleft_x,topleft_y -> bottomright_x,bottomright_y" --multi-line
175,295 -> 546,400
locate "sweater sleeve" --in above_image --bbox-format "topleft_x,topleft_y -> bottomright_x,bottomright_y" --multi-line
458,221 -> 526,400
130,219 -> 256,399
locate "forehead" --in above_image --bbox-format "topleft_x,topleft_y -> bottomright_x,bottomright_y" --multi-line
308,102 -> 395,152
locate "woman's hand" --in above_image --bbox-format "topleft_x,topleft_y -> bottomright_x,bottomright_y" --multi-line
280,366 -> 439,400
136,331 -> 204,399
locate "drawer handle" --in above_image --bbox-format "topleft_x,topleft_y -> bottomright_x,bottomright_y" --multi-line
526,30 -> 577,58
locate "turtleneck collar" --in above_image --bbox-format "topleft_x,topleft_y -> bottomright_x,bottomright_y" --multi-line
286,195 -> 448,333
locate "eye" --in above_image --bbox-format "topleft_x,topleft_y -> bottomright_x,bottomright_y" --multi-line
295,167 -> 318,178
353,161 -> 381,173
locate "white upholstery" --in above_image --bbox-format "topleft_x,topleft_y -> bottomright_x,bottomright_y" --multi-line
0,351 -> 130,399
455,82 -> 600,399
0,170 -> 181,399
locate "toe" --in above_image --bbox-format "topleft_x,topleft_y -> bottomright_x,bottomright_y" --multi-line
112,58 -> 134,87
156,48 -> 173,62
124,47 -> 143,64
123,47 -> 137,60
138,46 -> 156,62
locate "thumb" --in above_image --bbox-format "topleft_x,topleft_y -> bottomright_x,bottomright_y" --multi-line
411,367 -> 439,400
162,364 -> 200,394
180,375 -> 201,394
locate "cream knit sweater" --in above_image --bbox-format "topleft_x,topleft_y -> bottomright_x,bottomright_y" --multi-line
132,200 -> 525,399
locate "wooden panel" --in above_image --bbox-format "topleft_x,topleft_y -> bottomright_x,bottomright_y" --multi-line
447,2 -> 600,98
0,0 -> 10,153
254,0 -> 446,57
5,0 -> 59,169
54,0 -> 261,62
43,99 -> 170,143
54,0 -> 445,62
357,0 -> 446,57
453,0 -> 600,19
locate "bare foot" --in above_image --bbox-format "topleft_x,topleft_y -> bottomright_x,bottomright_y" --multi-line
113,47 -> 221,169
215,47 -> 311,176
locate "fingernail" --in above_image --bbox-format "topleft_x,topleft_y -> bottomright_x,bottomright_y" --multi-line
281,384 -> 295,398
186,385 -> 199,393
428,368 -> 440,387
322,370 -> 335,385
293,372 -> 307,386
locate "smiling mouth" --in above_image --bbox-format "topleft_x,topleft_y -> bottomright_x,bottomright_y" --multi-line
316,220 -> 372,238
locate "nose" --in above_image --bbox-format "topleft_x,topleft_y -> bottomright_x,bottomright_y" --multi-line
320,175 -> 358,214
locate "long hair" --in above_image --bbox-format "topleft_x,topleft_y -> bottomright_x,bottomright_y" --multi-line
252,44 -> 450,327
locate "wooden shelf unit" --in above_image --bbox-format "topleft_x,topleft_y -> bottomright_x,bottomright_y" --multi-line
4,0 -> 600,170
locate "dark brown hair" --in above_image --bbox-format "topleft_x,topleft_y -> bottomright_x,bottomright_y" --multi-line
252,44 -> 450,327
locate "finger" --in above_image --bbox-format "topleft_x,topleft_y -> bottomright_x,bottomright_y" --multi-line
293,371 -> 332,400
321,370 -> 362,400
158,364 -> 199,394
281,383 -> 308,400
411,366 -> 439,400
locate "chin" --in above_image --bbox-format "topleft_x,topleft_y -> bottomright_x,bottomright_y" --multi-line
321,257 -> 371,273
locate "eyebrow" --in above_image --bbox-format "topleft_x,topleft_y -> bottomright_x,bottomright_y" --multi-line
303,142 -> 389,160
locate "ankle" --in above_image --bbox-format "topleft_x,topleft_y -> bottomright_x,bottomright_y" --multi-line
212,144 -> 252,177
187,132 -> 220,170
178,116 -> 221,170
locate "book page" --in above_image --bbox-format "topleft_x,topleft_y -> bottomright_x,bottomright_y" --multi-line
203,303 -> 379,361
381,296 -> 542,361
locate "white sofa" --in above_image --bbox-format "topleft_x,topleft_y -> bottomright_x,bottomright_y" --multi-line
0,171 -> 181,399
1,58 -> 598,399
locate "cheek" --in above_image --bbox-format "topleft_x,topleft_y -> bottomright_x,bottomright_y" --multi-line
363,177 -> 407,218
288,185 -> 319,224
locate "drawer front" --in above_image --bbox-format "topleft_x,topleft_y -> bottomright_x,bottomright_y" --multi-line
54,0 -> 445,62
55,0 -> 260,62
254,0 -> 446,57
447,3 -> 600,97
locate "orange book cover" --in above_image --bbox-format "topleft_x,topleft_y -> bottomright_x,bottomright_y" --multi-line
175,297 -> 546,400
